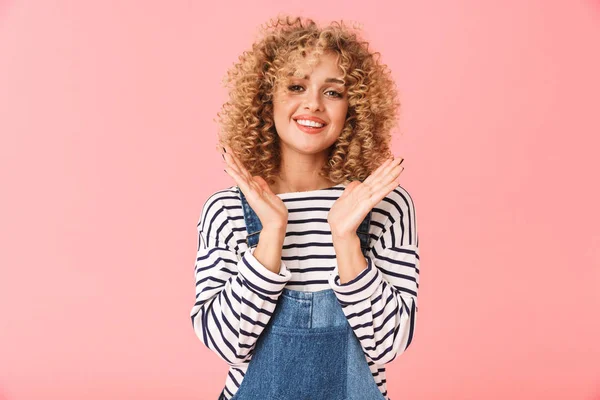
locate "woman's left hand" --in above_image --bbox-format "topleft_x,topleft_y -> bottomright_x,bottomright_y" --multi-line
328,155 -> 404,238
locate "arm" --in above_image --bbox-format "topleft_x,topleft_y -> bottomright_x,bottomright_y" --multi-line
328,185 -> 419,365
190,194 -> 291,367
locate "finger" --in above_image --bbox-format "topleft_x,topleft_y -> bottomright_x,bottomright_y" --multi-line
362,156 -> 394,187
368,156 -> 394,180
223,145 -> 252,181
374,161 -> 404,189
225,165 -> 256,197
359,157 -> 396,201
375,157 -> 403,186
367,175 -> 402,209
253,176 -> 273,196
222,146 -> 252,187
370,164 -> 404,199
222,151 -> 243,178
222,144 -> 243,173
381,156 -> 404,178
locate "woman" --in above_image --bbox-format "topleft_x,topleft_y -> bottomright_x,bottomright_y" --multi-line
191,16 -> 420,400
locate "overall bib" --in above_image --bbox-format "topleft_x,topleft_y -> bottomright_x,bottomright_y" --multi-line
219,187 -> 386,400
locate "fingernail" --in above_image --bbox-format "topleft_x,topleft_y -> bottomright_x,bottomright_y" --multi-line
222,153 -> 225,160
399,158 -> 404,165
222,146 -> 227,153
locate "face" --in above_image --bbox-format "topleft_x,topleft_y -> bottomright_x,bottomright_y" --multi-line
272,52 -> 349,158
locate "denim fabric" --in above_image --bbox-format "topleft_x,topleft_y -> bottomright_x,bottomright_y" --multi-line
220,186 -> 384,400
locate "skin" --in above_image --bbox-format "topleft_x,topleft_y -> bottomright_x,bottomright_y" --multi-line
328,156 -> 404,283
222,51 -> 405,283
270,51 -> 350,195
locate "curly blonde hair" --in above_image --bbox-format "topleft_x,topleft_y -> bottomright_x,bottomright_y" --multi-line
215,15 -> 400,185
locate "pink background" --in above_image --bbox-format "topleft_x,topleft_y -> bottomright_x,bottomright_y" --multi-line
1,1 -> 599,399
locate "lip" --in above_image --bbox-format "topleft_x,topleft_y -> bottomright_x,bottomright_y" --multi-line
293,115 -> 328,125
294,119 -> 326,134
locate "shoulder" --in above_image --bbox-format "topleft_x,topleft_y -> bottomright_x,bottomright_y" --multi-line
376,184 -> 417,219
197,185 -> 240,227
374,184 -> 419,246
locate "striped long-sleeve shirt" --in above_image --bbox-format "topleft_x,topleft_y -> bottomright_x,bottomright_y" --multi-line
190,183 -> 420,400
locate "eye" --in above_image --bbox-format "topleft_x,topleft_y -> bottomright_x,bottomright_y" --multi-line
325,90 -> 343,98
287,85 -> 304,92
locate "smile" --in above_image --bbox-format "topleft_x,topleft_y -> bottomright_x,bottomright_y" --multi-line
296,119 -> 325,128
294,120 -> 326,134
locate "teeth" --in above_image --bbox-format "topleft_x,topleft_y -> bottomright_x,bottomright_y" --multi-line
296,119 -> 324,128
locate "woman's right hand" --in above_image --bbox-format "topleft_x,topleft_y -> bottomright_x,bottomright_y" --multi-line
222,144 -> 288,231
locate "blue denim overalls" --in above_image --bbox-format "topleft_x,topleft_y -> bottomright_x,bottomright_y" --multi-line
219,186 -> 386,400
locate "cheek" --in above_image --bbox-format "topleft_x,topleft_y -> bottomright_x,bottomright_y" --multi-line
273,98 -> 294,120
272,102 -> 286,122
333,104 -> 349,124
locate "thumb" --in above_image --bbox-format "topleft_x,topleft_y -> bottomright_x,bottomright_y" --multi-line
253,176 -> 273,194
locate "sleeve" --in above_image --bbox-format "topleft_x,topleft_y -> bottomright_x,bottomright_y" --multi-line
190,193 -> 292,367
328,185 -> 420,365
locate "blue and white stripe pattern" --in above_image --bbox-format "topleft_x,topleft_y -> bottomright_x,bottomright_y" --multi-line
191,183 -> 420,400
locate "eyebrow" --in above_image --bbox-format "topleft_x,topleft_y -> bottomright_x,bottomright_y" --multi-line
292,74 -> 346,86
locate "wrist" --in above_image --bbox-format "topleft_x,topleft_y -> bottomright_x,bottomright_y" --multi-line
261,225 -> 287,240
331,230 -> 358,242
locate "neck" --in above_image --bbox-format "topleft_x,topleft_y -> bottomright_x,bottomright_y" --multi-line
271,177 -> 337,195
271,157 -> 335,194
270,144 -> 342,194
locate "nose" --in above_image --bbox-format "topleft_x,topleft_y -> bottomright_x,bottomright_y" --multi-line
303,89 -> 323,112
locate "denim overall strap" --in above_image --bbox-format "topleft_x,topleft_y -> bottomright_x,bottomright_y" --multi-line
238,185 -> 372,256
219,185 -> 385,400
